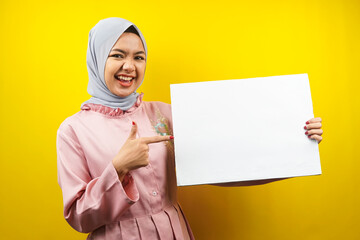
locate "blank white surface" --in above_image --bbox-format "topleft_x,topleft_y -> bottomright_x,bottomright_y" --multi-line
170,74 -> 321,186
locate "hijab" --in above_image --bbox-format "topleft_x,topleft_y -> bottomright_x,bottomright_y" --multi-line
81,17 -> 147,110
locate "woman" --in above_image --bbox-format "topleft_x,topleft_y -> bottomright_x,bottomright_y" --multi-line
57,17 -> 323,239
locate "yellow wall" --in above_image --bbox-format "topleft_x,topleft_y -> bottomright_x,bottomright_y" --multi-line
0,0 -> 359,239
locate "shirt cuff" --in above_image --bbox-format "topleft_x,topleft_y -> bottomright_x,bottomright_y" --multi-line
121,172 -> 139,203
107,163 -> 139,204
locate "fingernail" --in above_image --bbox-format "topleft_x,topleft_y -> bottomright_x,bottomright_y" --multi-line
304,126 -> 307,130
305,131 -> 308,135
308,135 -> 311,138
132,121 -> 135,125
306,121 -> 309,124
170,136 -> 174,140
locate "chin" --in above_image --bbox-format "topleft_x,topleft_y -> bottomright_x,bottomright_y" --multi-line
114,89 -> 135,98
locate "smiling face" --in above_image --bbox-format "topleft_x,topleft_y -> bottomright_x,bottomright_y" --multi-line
104,32 -> 146,98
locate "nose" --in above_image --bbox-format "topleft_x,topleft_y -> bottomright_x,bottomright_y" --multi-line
122,59 -> 135,73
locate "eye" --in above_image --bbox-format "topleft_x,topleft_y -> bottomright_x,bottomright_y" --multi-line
109,54 -> 124,59
135,56 -> 145,61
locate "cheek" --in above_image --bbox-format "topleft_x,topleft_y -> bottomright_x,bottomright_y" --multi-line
104,62 -> 117,81
137,63 -> 146,76
104,72 -> 112,88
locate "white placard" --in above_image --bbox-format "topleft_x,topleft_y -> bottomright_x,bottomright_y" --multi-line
170,74 -> 321,186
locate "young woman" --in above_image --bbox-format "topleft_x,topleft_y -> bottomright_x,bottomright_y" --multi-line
57,17 -> 323,240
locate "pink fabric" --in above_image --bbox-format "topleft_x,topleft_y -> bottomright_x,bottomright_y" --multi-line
57,94 -> 194,239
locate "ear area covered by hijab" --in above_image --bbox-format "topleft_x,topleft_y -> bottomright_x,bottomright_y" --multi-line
81,17 -> 147,110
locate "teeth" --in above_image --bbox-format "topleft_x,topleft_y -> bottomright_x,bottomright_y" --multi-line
116,75 -> 133,81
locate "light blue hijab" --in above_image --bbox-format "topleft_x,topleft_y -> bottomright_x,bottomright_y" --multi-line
81,17 -> 147,110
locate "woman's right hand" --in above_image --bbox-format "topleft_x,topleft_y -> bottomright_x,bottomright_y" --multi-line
112,121 -> 173,181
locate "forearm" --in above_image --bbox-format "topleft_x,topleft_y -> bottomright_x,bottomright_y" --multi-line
61,162 -> 139,233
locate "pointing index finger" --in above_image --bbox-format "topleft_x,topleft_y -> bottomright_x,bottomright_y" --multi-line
142,135 -> 174,144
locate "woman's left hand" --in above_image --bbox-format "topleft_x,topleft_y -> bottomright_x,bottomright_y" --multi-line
304,117 -> 323,143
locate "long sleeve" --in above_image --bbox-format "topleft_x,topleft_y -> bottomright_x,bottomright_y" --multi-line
56,122 -> 139,233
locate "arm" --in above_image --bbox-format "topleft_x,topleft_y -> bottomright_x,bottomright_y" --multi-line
56,123 -> 139,233
57,121 -> 171,233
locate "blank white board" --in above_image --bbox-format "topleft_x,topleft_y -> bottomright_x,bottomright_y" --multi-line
170,74 -> 321,186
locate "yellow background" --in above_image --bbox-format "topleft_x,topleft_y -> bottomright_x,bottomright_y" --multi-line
0,0 -> 359,239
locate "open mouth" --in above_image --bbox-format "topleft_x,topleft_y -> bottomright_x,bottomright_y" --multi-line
115,75 -> 135,87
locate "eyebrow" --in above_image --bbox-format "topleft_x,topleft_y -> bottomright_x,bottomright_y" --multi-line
110,48 -> 145,55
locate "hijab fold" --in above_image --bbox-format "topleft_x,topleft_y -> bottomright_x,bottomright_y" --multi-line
81,17 -> 147,110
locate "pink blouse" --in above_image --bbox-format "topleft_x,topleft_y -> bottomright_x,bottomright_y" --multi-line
56,94 -> 194,240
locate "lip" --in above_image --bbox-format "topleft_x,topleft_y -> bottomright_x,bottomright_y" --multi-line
115,74 -> 135,88
116,74 -> 136,78
117,79 -> 134,87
